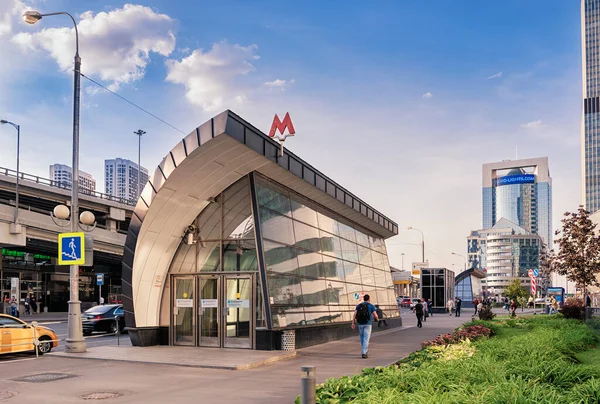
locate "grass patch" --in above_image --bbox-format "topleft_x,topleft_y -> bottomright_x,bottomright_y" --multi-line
300,316 -> 600,403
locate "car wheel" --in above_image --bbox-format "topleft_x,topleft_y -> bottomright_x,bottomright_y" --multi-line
37,338 -> 52,354
108,321 -> 118,334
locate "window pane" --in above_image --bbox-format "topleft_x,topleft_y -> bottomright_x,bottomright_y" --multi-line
222,177 -> 254,239
338,222 -> 356,243
196,202 -> 221,241
263,240 -> 299,275
317,212 -> 339,235
297,251 -> 324,278
355,231 -> 369,247
358,245 -> 373,267
341,238 -> 358,263
374,269 -> 387,288
343,261 -> 361,284
272,307 -> 305,328
323,257 -> 345,281
325,281 -> 349,305
371,252 -> 384,270
291,199 -> 318,227
299,277 -> 329,306
304,310 -> 332,325
197,241 -> 220,271
360,265 -> 375,286
222,241 -> 258,271
320,231 -> 343,259
256,181 -> 291,216
267,274 -> 303,305
293,221 -> 320,252
260,209 -> 295,245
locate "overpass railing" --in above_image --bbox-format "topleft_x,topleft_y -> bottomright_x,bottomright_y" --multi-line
0,166 -> 136,206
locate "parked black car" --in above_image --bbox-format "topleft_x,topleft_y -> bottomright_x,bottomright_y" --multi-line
82,304 -> 125,336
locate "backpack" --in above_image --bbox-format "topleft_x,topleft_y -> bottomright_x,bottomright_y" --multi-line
356,303 -> 371,324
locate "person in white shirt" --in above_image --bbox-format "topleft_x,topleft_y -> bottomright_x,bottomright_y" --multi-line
447,298 -> 454,316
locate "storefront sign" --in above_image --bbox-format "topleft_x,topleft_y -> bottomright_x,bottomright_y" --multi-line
176,299 -> 193,308
227,299 -> 249,308
201,299 -> 218,308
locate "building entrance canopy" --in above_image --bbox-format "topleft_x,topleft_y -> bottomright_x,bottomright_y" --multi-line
122,110 -> 399,349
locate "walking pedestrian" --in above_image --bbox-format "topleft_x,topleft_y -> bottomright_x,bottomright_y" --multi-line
414,299 -> 424,328
375,305 -> 387,327
549,297 -> 559,315
447,298 -> 454,316
455,297 -> 462,317
510,299 -> 517,317
422,299 -> 428,322
473,298 -> 479,315
351,294 -> 378,359
24,297 -> 31,315
503,297 -> 509,311
30,295 -> 38,315
9,296 -> 18,317
426,298 -> 433,317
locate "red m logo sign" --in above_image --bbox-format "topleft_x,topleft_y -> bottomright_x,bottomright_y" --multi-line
269,112 -> 296,139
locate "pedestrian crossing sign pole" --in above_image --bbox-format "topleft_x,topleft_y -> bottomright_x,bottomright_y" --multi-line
58,232 -> 85,265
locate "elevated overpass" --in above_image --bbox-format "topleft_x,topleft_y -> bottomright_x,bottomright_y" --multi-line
0,166 -> 134,311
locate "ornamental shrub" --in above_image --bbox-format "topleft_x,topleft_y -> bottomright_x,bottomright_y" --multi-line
478,305 -> 496,321
563,297 -> 586,321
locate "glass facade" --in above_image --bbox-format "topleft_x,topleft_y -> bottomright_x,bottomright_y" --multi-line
584,0 -> 600,213
455,271 -> 483,307
421,268 -> 454,309
255,176 -> 398,328
167,174 -> 398,330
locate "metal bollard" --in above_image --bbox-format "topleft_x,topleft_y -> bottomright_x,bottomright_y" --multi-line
300,366 -> 316,404
115,315 -> 120,346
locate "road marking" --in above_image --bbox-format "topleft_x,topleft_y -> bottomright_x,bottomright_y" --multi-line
38,321 -> 65,325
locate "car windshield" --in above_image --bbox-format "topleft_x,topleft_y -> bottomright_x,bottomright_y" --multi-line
85,305 -> 115,315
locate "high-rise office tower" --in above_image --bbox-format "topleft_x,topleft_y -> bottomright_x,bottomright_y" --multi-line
104,158 -> 148,202
482,157 -> 552,247
583,0 -> 600,213
49,164 -> 96,194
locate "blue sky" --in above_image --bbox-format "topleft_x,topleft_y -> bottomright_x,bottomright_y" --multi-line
0,1 -> 583,270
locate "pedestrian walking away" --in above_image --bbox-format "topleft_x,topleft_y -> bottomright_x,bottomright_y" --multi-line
422,299 -> 428,322
352,294 -> 378,358
473,298 -> 479,315
504,297 -> 509,311
30,295 -> 38,315
426,298 -> 433,317
447,298 -> 454,316
414,299 -> 424,328
375,305 -> 387,327
455,297 -> 462,317
24,297 -> 30,316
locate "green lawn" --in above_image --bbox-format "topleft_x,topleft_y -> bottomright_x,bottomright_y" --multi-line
301,316 -> 600,403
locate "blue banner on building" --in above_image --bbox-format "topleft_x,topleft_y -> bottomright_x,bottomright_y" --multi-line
496,174 -> 535,186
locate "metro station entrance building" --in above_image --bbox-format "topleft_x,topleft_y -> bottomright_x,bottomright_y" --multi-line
123,111 -> 400,350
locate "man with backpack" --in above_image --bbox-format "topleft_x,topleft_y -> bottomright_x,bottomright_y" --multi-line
351,294 -> 378,359
414,299 -> 424,328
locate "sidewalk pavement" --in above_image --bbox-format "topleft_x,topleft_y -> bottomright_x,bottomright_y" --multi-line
0,314 -> 467,404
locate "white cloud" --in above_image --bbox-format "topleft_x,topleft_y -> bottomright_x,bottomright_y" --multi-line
165,41 -> 259,111
487,71 -> 503,79
422,92 -> 433,99
522,119 -> 543,128
0,0 -> 27,36
11,4 -> 176,91
263,78 -> 295,91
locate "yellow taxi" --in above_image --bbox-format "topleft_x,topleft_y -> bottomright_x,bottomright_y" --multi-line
0,314 -> 58,355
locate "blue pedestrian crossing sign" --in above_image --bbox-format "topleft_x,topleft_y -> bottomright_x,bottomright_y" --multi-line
533,269 -> 539,278
58,232 -> 85,265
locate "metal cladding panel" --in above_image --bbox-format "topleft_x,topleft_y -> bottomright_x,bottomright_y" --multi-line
198,119 -> 213,145
158,155 -> 176,182
171,140 -> 187,167
183,129 -> 200,153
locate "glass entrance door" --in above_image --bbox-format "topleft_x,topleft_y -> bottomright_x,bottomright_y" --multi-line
198,277 -> 219,347
223,275 -> 253,349
172,277 -> 195,346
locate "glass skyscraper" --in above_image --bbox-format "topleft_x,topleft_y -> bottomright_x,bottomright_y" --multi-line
482,158 -> 552,248
583,0 -> 600,212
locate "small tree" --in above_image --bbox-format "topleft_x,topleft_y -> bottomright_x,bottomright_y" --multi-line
553,206 -> 600,316
538,242 -> 555,296
505,278 -> 528,303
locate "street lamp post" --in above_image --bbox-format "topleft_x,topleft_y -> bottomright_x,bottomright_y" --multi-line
0,120 -> 20,226
24,9 -> 86,353
401,252 -> 405,271
407,226 -> 425,263
133,129 -> 146,201
451,252 -> 467,272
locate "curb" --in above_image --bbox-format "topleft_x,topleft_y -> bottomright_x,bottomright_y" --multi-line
47,350 -> 297,371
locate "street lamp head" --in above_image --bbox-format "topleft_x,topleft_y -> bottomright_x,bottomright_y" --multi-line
53,204 -> 70,220
0,120 -> 8,125
407,226 -> 413,230
79,211 -> 96,226
23,10 -> 43,24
